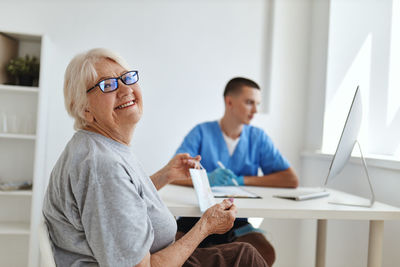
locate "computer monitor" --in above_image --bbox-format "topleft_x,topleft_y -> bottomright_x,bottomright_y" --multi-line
323,86 -> 375,207
274,86 -> 374,205
324,86 -> 362,182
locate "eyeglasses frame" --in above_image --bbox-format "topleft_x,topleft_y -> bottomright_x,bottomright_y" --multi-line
86,70 -> 139,93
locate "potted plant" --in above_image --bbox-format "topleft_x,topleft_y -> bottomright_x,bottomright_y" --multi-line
6,55 -> 40,86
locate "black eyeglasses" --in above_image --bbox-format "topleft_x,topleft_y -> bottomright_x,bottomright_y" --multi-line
86,70 -> 139,93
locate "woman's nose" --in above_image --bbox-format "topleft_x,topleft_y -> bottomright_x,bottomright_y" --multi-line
117,80 -> 134,96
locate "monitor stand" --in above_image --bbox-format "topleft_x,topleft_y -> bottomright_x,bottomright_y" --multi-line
324,141 -> 375,208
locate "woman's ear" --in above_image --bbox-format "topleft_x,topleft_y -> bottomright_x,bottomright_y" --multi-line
84,108 -> 94,124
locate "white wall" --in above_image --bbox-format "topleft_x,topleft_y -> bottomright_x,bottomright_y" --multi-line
0,1 -> 311,266
1,0 -> 398,267
322,0 -> 399,156
0,0 -> 308,183
0,0 -> 275,175
256,1 -> 313,266
303,0 -> 400,266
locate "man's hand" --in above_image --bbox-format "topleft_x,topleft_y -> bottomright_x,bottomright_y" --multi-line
207,168 -> 243,186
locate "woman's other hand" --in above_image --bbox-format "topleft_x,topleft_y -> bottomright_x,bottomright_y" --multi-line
199,199 -> 237,235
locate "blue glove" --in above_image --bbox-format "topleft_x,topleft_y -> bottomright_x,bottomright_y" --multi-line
207,168 -> 244,186
218,169 -> 244,186
234,175 -> 244,186
207,168 -> 234,186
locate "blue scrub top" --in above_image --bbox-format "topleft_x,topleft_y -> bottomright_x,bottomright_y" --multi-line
176,121 -> 290,176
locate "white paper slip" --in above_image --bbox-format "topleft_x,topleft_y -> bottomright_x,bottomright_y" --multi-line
211,186 -> 261,199
273,190 -> 330,201
189,168 -> 216,212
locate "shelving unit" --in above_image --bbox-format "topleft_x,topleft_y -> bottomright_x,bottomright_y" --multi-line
0,133 -> 36,140
0,30 -> 48,267
0,222 -> 30,235
0,84 -> 39,93
0,190 -> 32,196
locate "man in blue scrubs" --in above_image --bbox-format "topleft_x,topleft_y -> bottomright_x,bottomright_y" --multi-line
173,77 -> 298,266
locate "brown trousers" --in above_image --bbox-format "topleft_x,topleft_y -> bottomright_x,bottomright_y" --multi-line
176,231 -> 275,267
183,242 -> 269,267
235,232 -> 276,266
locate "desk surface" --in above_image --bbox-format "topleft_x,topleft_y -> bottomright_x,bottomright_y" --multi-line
159,185 -> 400,220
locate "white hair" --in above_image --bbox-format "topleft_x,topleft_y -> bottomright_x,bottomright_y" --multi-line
63,48 -> 131,130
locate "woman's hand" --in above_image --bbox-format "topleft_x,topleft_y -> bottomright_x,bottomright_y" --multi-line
138,199 -> 236,267
164,153 -> 201,183
150,153 -> 201,190
199,199 -> 237,235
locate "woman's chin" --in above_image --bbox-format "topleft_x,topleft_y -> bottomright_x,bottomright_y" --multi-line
128,112 -> 142,126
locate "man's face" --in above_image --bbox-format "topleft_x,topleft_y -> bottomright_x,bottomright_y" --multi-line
228,86 -> 261,125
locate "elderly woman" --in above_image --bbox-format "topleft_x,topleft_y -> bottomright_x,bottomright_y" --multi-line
43,48 -> 268,267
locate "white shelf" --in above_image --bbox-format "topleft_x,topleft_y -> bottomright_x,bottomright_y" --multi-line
0,84 -> 39,93
0,190 -> 32,197
0,133 -> 36,140
0,30 -> 46,267
0,222 -> 30,235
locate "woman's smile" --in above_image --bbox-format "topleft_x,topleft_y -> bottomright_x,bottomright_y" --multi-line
115,99 -> 136,110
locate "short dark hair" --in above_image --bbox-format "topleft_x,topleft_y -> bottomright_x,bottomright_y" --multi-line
223,77 -> 260,97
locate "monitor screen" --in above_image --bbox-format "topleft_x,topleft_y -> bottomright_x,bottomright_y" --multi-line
324,86 -> 362,184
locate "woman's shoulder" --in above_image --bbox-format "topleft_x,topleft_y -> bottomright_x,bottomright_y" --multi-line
51,132 -> 135,197
72,130 -> 130,157
55,131 -> 125,176
62,131 -> 106,164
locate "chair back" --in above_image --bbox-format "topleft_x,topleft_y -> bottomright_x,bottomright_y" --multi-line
38,218 -> 56,267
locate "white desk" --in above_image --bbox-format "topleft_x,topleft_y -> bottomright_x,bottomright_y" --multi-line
159,185 -> 400,267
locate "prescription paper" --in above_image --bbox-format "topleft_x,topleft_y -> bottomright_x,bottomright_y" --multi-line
189,168 -> 216,212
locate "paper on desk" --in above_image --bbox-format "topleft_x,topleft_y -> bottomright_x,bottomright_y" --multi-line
211,186 -> 261,199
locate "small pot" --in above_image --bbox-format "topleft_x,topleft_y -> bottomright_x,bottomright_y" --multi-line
17,75 -> 34,86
